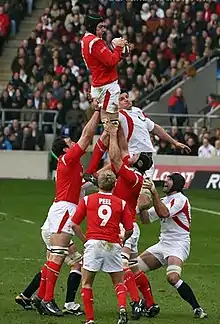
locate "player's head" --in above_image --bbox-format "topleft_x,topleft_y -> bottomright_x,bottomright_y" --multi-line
119,90 -> 132,110
163,173 -> 185,194
130,152 -> 153,175
85,14 -> 105,37
98,170 -> 116,192
51,136 -> 75,159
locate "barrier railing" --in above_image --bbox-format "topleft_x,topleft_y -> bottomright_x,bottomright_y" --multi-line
0,109 -> 58,136
146,113 -> 220,133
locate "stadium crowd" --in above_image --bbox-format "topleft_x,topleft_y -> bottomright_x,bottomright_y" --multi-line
0,0 -> 35,53
0,0 -> 219,141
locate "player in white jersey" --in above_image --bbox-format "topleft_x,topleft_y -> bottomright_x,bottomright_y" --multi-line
137,173 -> 207,319
118,91 -> 191,179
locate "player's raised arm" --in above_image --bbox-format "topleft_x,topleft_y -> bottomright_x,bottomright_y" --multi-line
143,179 -> 170,218
92,38 -> 125,68
77,101 -> 100,151
105,123 -> 123,172
152,123 -> 191,154
117,124 -> 129,159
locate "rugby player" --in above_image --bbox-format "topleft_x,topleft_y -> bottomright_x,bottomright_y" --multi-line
71,170 -> 134,324
105,122 -> 159,318
15,238 -> 83,315
81,14 -> 127,123
137,174 -> 207,319
32,102 -> 101,316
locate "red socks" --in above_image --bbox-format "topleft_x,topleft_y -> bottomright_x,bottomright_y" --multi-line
135,271 -> 155,308
115,283 -> 127,309
81,287 -> 94,321
124,268 -> 139,303
86,138 -> 107,174
43,261 -> 61,302
37,263 -> 48,299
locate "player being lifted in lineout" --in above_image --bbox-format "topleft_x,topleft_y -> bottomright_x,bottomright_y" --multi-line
81,14 -> 129,125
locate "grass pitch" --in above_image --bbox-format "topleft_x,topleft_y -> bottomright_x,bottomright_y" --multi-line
0,179 -> 219,324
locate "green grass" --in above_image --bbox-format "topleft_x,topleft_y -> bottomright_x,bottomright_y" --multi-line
0,180 -> 219,324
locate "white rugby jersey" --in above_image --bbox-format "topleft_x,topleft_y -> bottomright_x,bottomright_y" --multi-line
119,107 -> 155,154
148,192 -> 191,242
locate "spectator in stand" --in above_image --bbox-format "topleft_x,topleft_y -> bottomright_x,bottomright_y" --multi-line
214,140 -> 220,157
198,138 -> 215,158
168,87 -> 189,127
204,94 -> 220,113
185,137 -> 198,156
0,6 -> 9,54
210,128 -> 220,146
0,126 -> 12,150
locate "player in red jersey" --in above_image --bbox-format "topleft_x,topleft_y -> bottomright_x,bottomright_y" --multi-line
71,170 -> 133,324
81,14 -> 127,123
32,103 -> 101,316
104,123 -> 160,319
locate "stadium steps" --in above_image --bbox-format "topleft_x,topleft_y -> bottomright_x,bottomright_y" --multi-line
0,1 -> 45,92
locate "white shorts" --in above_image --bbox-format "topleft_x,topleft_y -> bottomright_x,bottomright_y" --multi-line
123,222 -> 140,255
147,240 -> 190,266
83,239 -> 123,273
91,80 -> 120,113
41,201 -> 77,236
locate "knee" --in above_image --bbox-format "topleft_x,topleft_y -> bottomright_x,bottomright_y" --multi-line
166,265 -> 182,286
137,256 -> 150,272
167,273 -> 180,286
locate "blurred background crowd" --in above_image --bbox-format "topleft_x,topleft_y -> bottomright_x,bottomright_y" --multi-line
0,0 -> 219,157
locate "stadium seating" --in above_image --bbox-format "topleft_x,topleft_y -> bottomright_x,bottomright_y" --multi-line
0,0 -> 219,155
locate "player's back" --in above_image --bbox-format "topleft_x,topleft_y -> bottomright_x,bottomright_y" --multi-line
55,144 -> 84,205
85,192 -> 126,243
113,163 -> 143,221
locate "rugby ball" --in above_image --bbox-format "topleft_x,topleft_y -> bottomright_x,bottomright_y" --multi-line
112,38 -> 130,56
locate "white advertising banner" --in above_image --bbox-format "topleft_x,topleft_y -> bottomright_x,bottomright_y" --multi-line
0,151 -> 49,180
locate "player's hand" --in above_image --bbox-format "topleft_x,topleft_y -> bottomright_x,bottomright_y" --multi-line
104,121 -> 118,135
174,141 -> 191,154
113,37 -> 127,48
91,98 -> 101,111
142,178 -> 157,194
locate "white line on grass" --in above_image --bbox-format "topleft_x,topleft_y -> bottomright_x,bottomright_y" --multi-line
4,257 -> 44,262
192,207 -> 220,216
19,219 -> 35,224
0,211 -> 35,224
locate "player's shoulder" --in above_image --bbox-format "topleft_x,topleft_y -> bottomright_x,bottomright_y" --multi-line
132,106 -> 142,113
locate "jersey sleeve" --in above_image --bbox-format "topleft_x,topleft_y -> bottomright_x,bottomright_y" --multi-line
71,197 -> 87,225
92,39 -> 122,67
147,207 -> 160,223
145,117 -> 155,132
62,143 -> 84,165
166,197 -> 187,218
121,202 -> 134,231
117,163 -> 141,186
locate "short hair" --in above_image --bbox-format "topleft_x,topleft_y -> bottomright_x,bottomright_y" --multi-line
51,136 -> 68,159
98,170 -> 116,192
